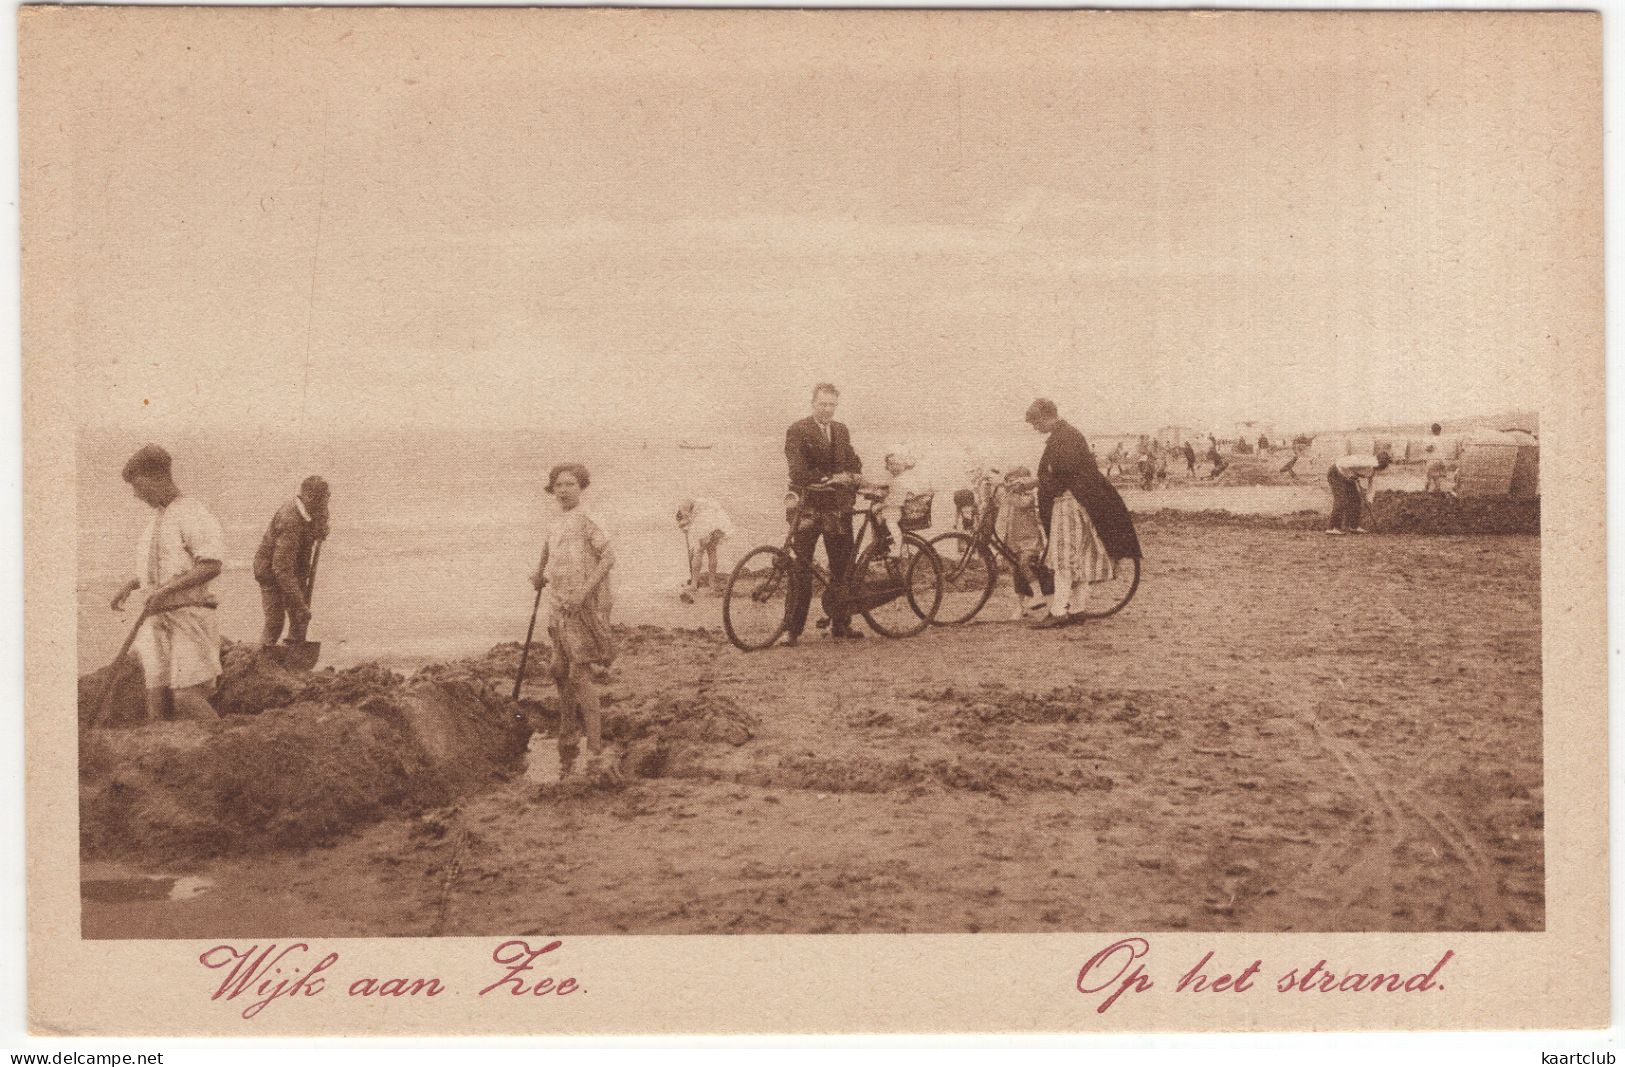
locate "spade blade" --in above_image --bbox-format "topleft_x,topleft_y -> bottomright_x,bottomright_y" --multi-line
280,640 -> 321,672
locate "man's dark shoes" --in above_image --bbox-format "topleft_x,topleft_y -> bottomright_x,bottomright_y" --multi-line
1030,614 -> 1068,630
831,626 -> 864,640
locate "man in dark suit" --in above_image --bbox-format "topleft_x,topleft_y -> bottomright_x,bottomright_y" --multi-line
783,383 -> 864,643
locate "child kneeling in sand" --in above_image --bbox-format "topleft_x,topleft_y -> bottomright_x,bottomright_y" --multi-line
530,462 -> 618,781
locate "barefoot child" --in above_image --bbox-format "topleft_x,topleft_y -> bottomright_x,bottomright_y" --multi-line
530,462 -> 617,779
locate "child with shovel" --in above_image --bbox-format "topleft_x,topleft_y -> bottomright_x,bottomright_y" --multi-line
529,462 -> 619,782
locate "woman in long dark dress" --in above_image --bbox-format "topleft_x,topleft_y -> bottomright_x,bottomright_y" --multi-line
1024,398 -> 1143,628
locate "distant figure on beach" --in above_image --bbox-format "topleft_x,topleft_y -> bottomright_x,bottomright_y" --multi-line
1137,451 -> 1156,491
1325,450 -> 1392,535
1205,442 -> 1230,480
254,475 -> 330,648
1104,444 -> 1127,479
996,466 -> 1050,619
784,383 -> 864,643
1155,451 -> 1170,487
1280,444 -> 1303,481
1258,434 -> 1271,454
1424,423 -> 1453,493
530,462 -> 618,779
676,497 -> 733,600
108,444 -> 224,723
1024,399 -> 1142,628
1183,441 -> 1197,476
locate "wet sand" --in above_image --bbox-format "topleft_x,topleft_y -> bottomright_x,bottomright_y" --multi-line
82,519 -> 1542,937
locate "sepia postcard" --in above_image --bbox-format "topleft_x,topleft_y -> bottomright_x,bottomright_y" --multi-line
20,6 -> 1605,1035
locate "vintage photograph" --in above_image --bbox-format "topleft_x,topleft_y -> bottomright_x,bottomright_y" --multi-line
39,10 -> 1577,946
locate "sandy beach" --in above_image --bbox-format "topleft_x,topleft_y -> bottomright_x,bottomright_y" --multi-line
80,514 -> 1542,937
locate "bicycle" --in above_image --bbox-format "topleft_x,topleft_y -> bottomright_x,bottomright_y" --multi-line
722,481 -> 944,651
927,474 -> 1140,625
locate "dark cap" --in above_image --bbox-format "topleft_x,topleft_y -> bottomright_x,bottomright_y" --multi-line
1025,398 -> 1058,424
300,475 -> 330,503
121,444 -> 172,483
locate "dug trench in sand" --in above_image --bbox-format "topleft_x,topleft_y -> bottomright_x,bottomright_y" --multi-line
77,631 -> 759,865
78,642 -> 535,862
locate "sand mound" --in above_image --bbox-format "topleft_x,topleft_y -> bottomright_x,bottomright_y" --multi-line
78,656 -> 148,729
80,701 -> 446,861
610,693 -> 760,778
1137,508 -> 1324,530
1371,491 -> 1539,534
80,645 -> 533,863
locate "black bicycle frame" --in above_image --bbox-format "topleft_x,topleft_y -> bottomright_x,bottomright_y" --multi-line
955,496 -> 1053,590
784,485 -> 892,608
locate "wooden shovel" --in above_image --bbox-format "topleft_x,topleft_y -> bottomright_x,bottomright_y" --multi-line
513,583 -> 545,701
89,601 -> 169,729
281,539 -> 324,671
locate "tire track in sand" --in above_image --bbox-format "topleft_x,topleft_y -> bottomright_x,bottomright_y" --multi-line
1303,716 -> 1509,930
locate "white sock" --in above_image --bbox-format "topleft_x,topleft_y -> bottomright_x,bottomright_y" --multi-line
1050,567 -> 1073,616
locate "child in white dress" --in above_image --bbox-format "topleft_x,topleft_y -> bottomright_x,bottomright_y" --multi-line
873,450 -> 928,560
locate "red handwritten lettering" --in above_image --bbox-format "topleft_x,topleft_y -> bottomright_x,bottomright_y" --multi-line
1176,951 -> 1262,994
478,939 -> 581,997
348,976 -> 446,998
197,943 -> 338,1019
1075,937 -> 1153,1014
1277,951 -> 1454,993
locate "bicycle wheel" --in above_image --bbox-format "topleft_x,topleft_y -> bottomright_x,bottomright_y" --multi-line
722,546 -> 796,651
926,531 -> 996,625
1075,555 -> 1141,619
857,534 -> 942,638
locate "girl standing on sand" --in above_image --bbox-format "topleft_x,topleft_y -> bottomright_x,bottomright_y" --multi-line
995,466 -> 1049,619
530,462 -> 618,780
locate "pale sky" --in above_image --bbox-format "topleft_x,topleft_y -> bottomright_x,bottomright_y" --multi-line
38,10 -> 1595,438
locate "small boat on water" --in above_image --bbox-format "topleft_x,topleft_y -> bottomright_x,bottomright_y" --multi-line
677,441 -> 715,451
